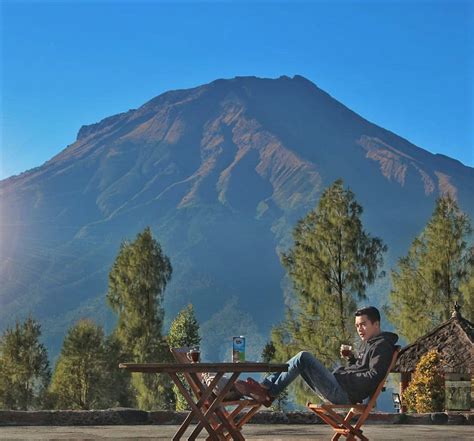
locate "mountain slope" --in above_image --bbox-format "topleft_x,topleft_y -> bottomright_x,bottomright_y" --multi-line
1,75 -> 473,360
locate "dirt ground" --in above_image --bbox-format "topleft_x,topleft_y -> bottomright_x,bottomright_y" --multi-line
1,424 -> 473,440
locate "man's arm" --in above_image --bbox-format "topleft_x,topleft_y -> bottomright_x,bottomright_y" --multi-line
346,341 -> 365,365
351,343 -> 393,387
347,354 -> 357,365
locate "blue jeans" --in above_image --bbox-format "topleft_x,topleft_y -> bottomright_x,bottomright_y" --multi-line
261,351 -> 349,404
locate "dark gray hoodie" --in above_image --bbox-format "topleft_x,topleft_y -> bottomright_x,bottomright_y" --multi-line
333,332 -> 399,404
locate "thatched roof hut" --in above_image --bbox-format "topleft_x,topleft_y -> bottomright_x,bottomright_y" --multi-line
393,303 -> 474,374
392,303 -> 474,412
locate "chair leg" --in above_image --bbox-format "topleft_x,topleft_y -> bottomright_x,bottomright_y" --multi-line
355,432 -> 368,441
345,428 -> 368,441
344,411 -> 354,423
309,405 -> 369,441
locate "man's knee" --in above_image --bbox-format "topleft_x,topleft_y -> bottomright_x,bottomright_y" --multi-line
295,351 -> 312,365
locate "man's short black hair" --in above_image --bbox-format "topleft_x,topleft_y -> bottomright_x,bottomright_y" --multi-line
355,306 -> 380,324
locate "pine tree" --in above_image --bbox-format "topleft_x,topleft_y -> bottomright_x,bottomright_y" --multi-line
49,320 -> 109,410
168,304 -> 201,350
167,304 -> 201,411
460,270 -> 474,322
277,179 -> 386,367
106,227 -> 173,409
0,317 -> 50,410
387,195 -> 473,341
103,333 -> 135,407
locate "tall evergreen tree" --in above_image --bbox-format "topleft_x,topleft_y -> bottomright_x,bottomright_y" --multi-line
168,304 -> 201,350
103,333 -> 135,407
275,179 -> 386,369
106,227 -> 173,409
0,317 -> 50,410
167,304 -> 201,411
386,195 -> 473,341
49,320 -> 110,410
460,269 -> 474,322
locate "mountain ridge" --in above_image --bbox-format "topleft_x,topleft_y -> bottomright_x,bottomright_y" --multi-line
1,74 -> 472,362
3,75 -> 471,188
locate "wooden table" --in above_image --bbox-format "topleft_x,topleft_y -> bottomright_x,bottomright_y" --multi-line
119,362 -> 288,441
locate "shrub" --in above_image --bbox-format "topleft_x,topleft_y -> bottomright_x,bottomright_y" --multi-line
403,350 -> 445,412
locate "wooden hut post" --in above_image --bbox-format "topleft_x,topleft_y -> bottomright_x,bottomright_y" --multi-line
400,372 -> 411,413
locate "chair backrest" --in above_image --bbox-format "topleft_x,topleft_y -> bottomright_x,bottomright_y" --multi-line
170,347 -> 203,397
363,345 -> 401,410
170,346 -> 191,364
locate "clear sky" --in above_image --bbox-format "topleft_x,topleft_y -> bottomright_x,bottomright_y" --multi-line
1,0 -> 473,179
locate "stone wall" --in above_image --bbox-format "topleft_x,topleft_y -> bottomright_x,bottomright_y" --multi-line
0,409 -> 472,426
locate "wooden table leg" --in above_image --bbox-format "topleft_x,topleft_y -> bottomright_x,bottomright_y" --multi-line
208,373 -> 245,441
189,372 -> 244,441
174,372 -> 226,439
222,402 -> 246,435
192,372 -> 228,434
213,406 -> 239,440
188,373 -> 232,441
169,372 -> 220,441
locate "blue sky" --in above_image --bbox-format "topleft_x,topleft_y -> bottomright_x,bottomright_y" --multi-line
1,0 -> 473,179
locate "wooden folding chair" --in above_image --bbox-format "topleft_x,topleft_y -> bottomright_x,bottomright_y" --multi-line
170,347 -> 262,440
307,345 -> 401,441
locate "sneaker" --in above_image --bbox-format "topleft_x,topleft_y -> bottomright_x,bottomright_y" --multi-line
247,378 -> 275,407
234,380 -> 274,407
246,377 -> 262,387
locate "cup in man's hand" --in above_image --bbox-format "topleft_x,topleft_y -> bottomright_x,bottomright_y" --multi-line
340,344 -> 353,358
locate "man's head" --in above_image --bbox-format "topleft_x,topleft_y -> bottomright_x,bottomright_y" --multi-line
355,306 -> 381,341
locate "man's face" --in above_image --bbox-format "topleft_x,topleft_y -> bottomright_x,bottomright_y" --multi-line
355,315 -> 380,341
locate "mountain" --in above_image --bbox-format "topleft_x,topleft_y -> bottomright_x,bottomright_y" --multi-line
1,75 -> 473,362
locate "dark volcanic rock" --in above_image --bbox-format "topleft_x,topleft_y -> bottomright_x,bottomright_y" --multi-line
0,409 -> 148,426
148,410 -> 188,425
0,409 -> 470,426
430,412 -> 449,424
447,412 -> 467,425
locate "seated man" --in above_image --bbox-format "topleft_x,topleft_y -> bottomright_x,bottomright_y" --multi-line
235,306 -> 398,406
